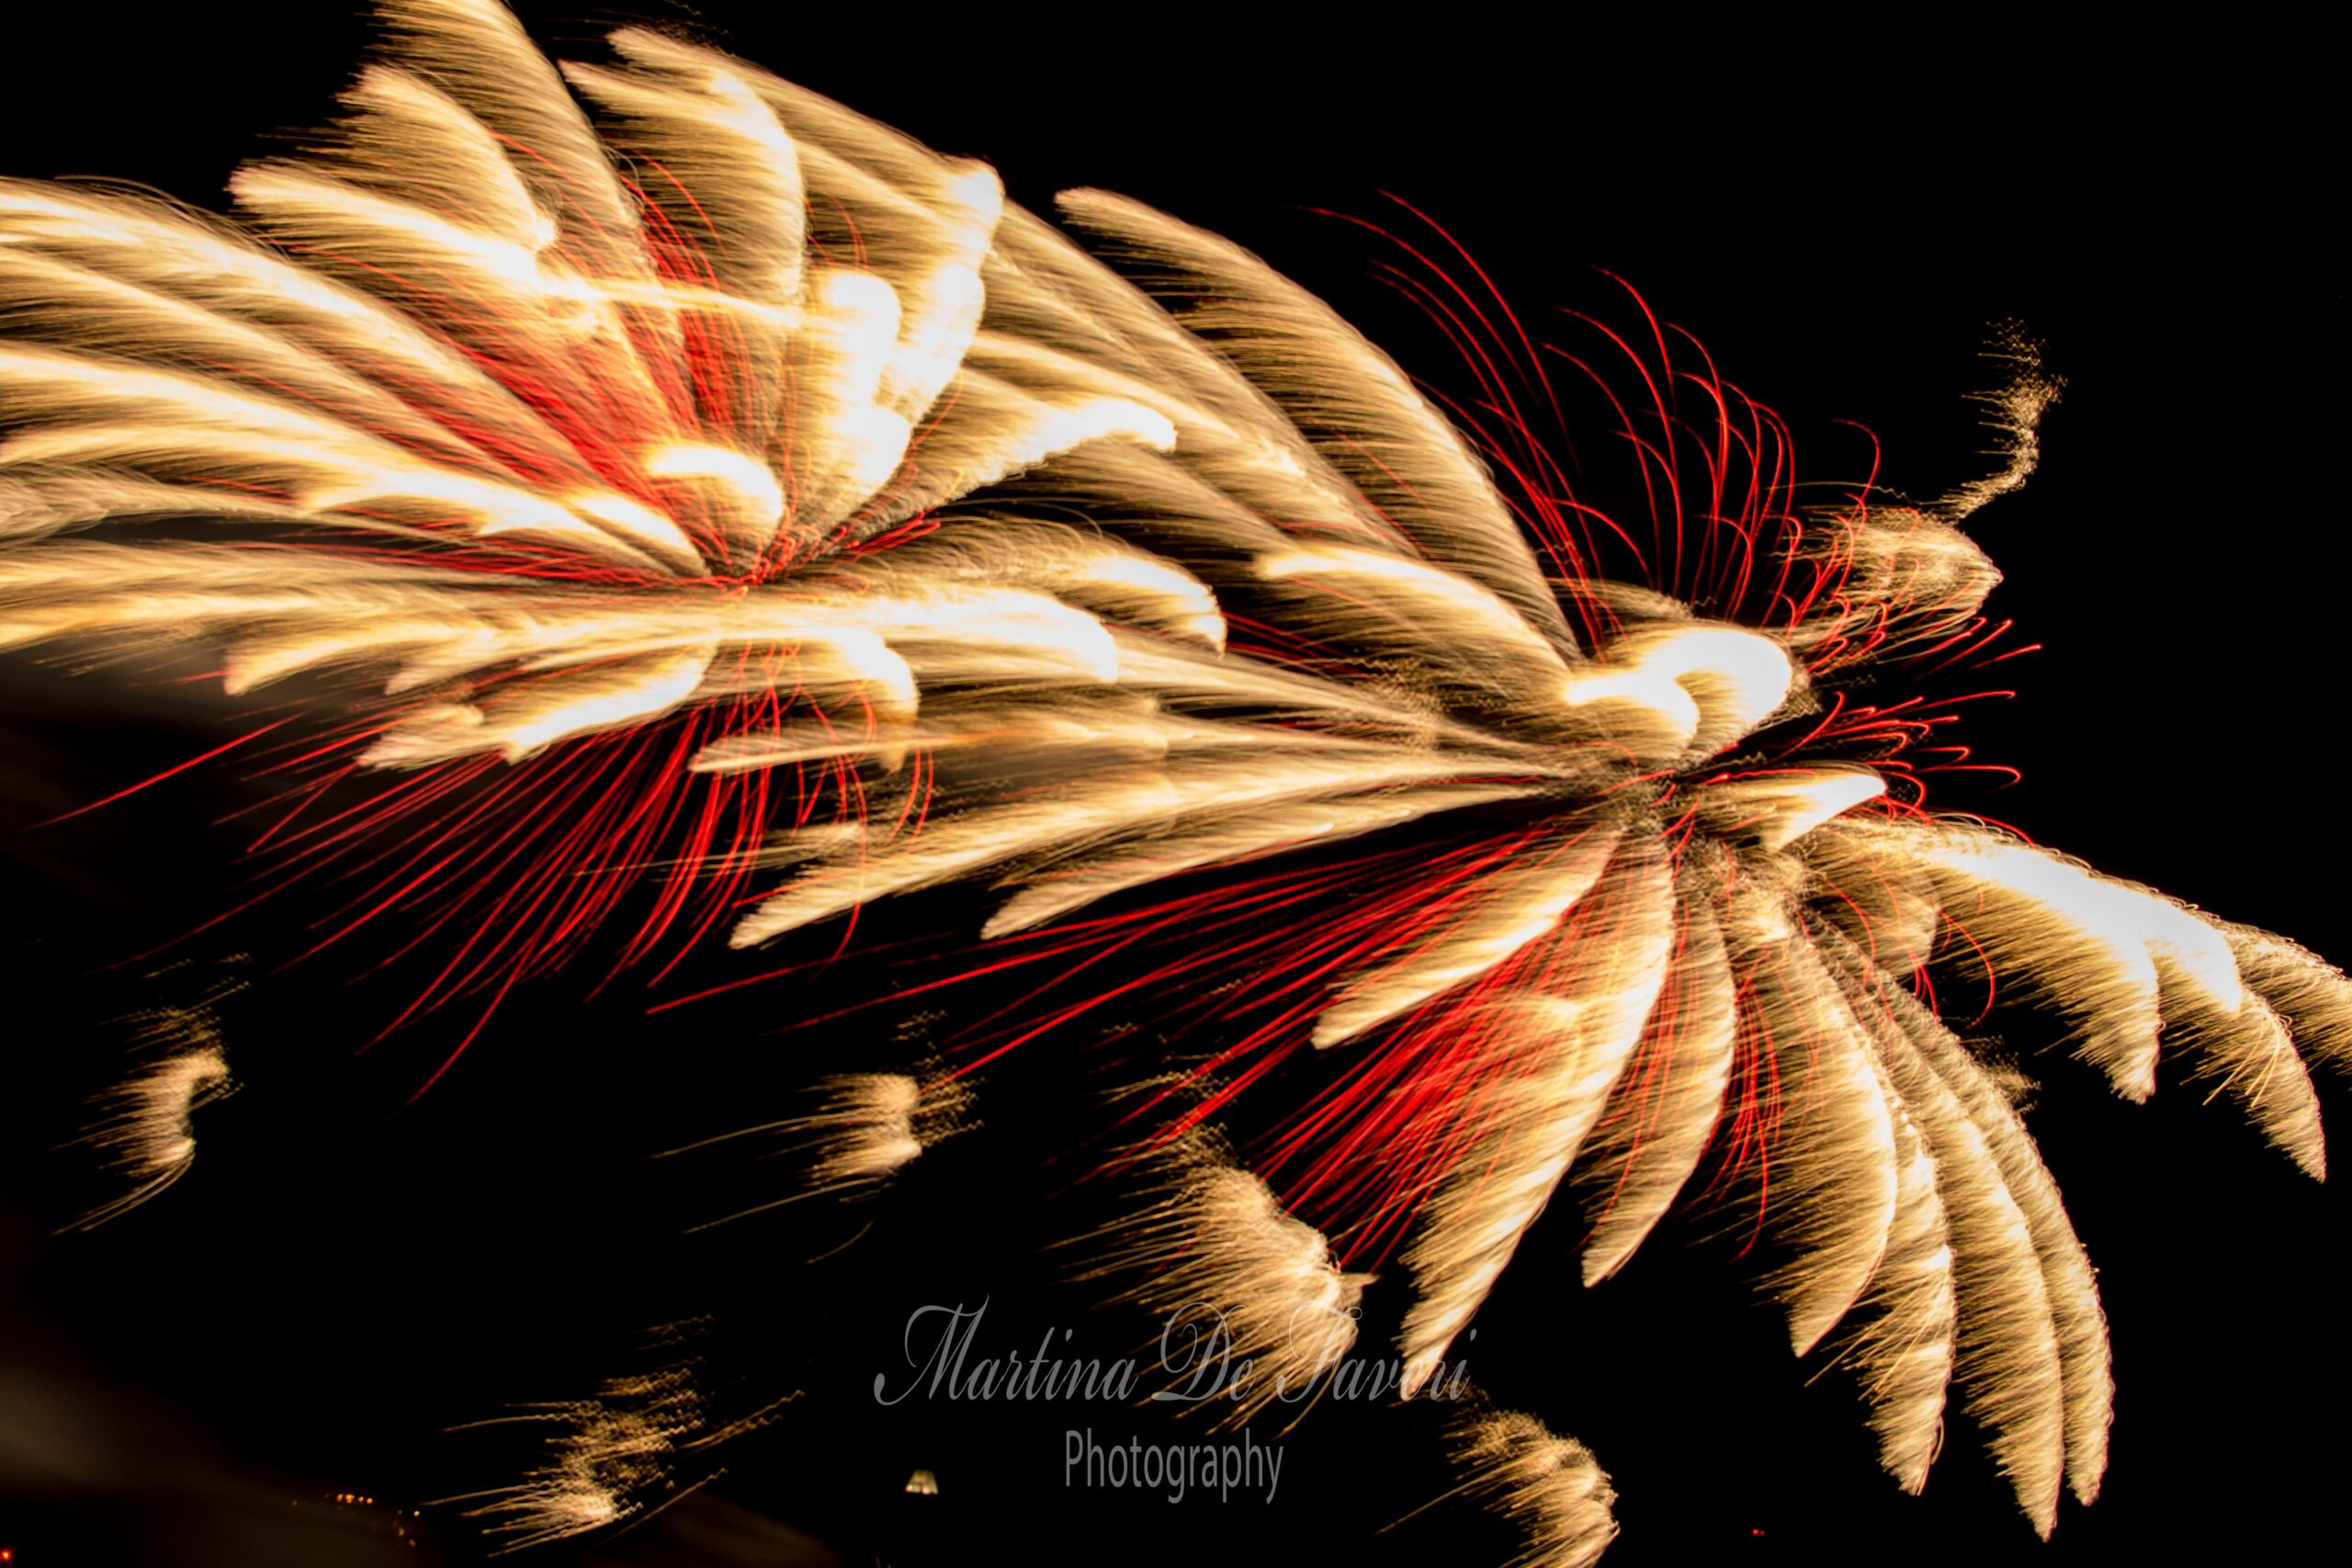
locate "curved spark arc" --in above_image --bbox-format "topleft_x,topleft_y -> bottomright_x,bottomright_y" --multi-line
3,3 -> 2346,1559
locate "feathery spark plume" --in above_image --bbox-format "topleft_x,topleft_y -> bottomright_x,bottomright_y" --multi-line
443,1326 -> 792,1555
59,995 -> 234,1231
1420,1404 -> 1619,1568
660,1069 -> 969,1233
1073,1134 -> 1368,1428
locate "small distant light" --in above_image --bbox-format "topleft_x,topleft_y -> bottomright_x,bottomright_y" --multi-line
903,1468 -> 939,1496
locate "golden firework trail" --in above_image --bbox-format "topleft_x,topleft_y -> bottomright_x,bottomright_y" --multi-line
5,2 -> 2346,1559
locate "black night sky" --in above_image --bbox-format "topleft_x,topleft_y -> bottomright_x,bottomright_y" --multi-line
1,6 -> 2342,1565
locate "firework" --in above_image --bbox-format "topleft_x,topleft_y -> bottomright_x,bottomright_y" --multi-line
4,4 -> 2343,1562
1426,1405 -> 1619,1568
442,1323 -> 792,1554
729,192 -> 2347,1533
0,0 -> 1204,1039
659,1069 -> 969,1234
1069,1133 -> 1371,1429
58,987 -> 235,1231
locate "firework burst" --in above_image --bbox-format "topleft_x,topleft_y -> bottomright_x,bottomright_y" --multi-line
718,191 -> 2348,1533
4,4 -> 2345,1561
0,0 -> 1208,1060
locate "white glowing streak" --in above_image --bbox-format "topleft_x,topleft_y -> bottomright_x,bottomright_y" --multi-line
1729,897 -> 1900,1356
1844,1091 -> 1957,1495
1575,896 -> 1738,1283
559,491 -> 705,574
1315,829 -> 1622,1050
363,648 -> 715,766
787,269 -> 912,530
688,707 -> 1152,775
1700,767 -> 1887,852
984,783 -> 1544,938
1055,539 -> 1223,649
1860,973 -> 2070,1534
1563,622 -> 1794,759
1912,830 -> 2256,1100
1399,841 -> 1674,1394
643,443 -> 786,539
1257,545 -> 1573,673
1885,979 -> 2113,1517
